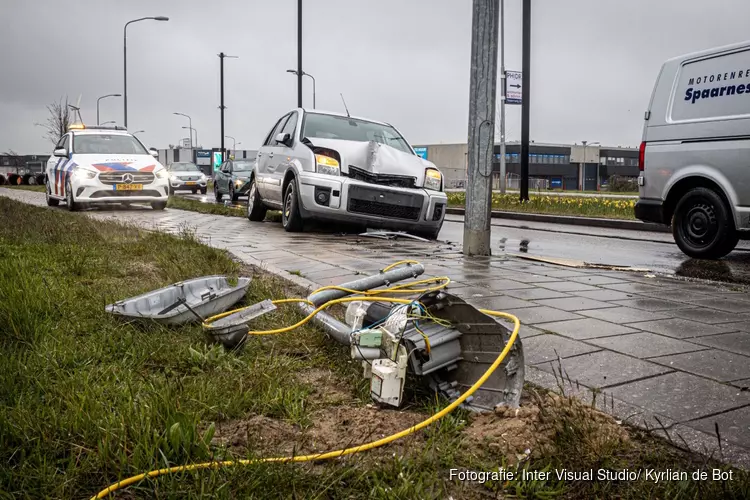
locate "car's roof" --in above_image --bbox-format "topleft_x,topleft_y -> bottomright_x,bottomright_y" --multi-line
298,108 -> 391,127
71,128 -> 131,136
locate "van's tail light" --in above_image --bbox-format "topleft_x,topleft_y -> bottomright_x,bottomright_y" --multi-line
638,141 -> 646,171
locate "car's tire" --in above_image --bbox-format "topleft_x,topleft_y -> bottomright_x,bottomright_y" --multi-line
8,174 -> 20,185
21,174 -> 32,185
341,223 -> 368,235
0,174 -> 6,185
214,182 -> 223,202
168,186 -> 175,196
65,180 -> 79,212
282,178 -> 304,232
35,174 -> 45,186
46,181 -> 59,207
672,187 -> 738,259
246,178 -> 267,222
229,184 -> 239,202
27,175 -> 37,185
151,201 -> 167,211
200,187 -> 207,195
191,188 -> 198,194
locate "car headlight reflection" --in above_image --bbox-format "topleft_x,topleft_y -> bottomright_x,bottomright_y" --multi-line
72,169 -> 96,180
424,168 -> 442,191
155,169 -> 169,179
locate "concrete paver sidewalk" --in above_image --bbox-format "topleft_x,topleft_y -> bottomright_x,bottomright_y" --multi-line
4,187 -> 750,468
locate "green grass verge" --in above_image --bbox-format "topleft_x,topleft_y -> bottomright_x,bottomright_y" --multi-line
4,185 -> 46,192
447,192 -> 637,220
1,197 -> 747,499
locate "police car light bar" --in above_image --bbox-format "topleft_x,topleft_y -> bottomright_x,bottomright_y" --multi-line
67,124 -> 128,131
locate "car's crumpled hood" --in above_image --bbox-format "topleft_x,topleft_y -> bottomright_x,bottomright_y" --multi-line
305,138 -> 439,187
70,154 -> 164,173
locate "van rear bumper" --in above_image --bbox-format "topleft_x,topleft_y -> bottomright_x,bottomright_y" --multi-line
634,199 -> 666,225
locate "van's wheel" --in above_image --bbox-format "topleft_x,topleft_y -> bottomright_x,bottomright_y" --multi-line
65,180 -> 79,211
672,187 -> 738,259
151,201 -> 167,211
282,178 -> 304,232
0,174 -> 6,185
246,178 -> 267,222
46,181 -> 59,207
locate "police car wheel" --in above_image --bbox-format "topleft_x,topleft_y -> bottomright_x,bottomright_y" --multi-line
46,181 -> 59,207
672,187 -> 738,259
65,180 -> 79,212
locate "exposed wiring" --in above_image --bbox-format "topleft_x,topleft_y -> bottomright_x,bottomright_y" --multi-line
90,259 -> 520,499
91,309 -> 519,499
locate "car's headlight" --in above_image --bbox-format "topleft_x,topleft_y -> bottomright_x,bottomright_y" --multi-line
155,169 -> 169,179
72,169 -> 96,180
200,174 -> 207,181
315,154 -> 340,176
424,168 -> 442,191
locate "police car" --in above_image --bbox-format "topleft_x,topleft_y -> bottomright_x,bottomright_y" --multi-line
45,125 -> 170,211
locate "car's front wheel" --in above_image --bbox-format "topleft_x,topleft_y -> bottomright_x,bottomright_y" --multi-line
672,187 -> 738,259
214,182 -> 223,202
246,178 -> 267,222
200,187 -> 207,195
151,201 -> 167,211
282,178 -> 304,232
65,180 -> 79,211
46,180 -> 59,207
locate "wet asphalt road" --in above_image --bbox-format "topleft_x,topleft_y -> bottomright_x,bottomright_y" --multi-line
179,192 -> 750,284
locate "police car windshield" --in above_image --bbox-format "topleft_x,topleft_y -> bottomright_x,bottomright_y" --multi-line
233,161 -> 253,171
73,134 -> 148,155
301,113 -> 412,154
168,162 -> 199,171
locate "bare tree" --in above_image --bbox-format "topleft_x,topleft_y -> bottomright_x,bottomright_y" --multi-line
40,97 -> 73,146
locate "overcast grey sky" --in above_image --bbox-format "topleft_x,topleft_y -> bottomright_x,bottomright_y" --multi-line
1,0 -> 749,153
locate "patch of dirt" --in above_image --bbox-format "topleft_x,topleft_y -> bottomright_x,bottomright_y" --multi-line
464,390 -> 629,465
212,405 -> 425,457
296,367 -> 352,405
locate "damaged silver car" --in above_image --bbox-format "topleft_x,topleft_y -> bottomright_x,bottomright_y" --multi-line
246,109 -> 447,239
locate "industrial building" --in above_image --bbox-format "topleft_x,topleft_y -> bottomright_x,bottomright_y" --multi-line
413,142 -> 640,191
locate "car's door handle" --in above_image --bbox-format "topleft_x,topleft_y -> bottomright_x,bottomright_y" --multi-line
268,152 -> 274,158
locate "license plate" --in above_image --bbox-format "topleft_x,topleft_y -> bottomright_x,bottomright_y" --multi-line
114,184 -> 143,191
186,181 -> 197,186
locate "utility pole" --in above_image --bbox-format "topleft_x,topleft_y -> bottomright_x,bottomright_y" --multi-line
520,0 -> 531,201
499,0 -> 507,194
218,52 -> 238,162
297,0 -> 303,108
463,0 -> 499,256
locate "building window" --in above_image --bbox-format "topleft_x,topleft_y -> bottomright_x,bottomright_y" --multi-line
616,157 -> 625,165
600,156 -> 607,165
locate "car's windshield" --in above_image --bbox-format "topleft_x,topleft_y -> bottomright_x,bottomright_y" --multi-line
168,162 -> 199,171
301,113 -> 413,154
233,161 -> 253,172
73,134 -> 148,155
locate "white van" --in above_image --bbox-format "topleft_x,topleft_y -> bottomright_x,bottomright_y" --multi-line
635,40 -> 750,258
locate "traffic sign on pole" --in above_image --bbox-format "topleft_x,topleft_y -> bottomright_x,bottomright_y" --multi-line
505,70 -> 523,105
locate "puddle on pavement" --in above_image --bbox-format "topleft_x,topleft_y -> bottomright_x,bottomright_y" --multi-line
675,255 -> 750,286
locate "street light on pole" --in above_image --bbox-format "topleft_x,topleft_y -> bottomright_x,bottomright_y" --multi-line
173,112 -> 193,149
101,121 -> 116,126
218,53 -> 239,163
286,69 -> 315,108
182,126 -> 197,148
225,135 -> 236,154
96,93 -> 121,125
133,130 -> 145,135
124,16 -> 169,129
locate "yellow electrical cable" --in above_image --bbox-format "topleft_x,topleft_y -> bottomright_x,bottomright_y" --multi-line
381,259 -> 420,272
90,308 -> 519,499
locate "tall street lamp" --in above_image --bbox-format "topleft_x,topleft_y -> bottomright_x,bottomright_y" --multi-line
286,69 -> 315,109
133,130 -> 145,135
174,112 -> 193,148
101,121 -> 116,126
225,135 -> 236,152
183,126 -> 198,148
97,93 -> 121,125
218,52 -> 239,162
124,16 -> 169,129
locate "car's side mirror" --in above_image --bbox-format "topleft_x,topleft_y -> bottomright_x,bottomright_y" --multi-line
275,132 -> 291,146
148,148 -> 159,158
53,147 -> 68,158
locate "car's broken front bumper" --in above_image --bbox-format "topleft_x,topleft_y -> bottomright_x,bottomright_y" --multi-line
296,172 -> 446,231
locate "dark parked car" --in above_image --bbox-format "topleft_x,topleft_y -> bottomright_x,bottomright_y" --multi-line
213,159 -> 255,202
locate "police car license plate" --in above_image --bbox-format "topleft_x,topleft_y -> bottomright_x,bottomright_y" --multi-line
114,184 -> 143,191
186,181 -> 197,185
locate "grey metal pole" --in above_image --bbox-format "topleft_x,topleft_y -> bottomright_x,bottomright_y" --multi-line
124,17 -> 168,130
581,140 -> 587,191
297,0 -> 303,108
309,73 -> 316,109
499,0 -> 507,194
463,0 -> 499,257
520,0 -> 531,201
220,53 -> 225,161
